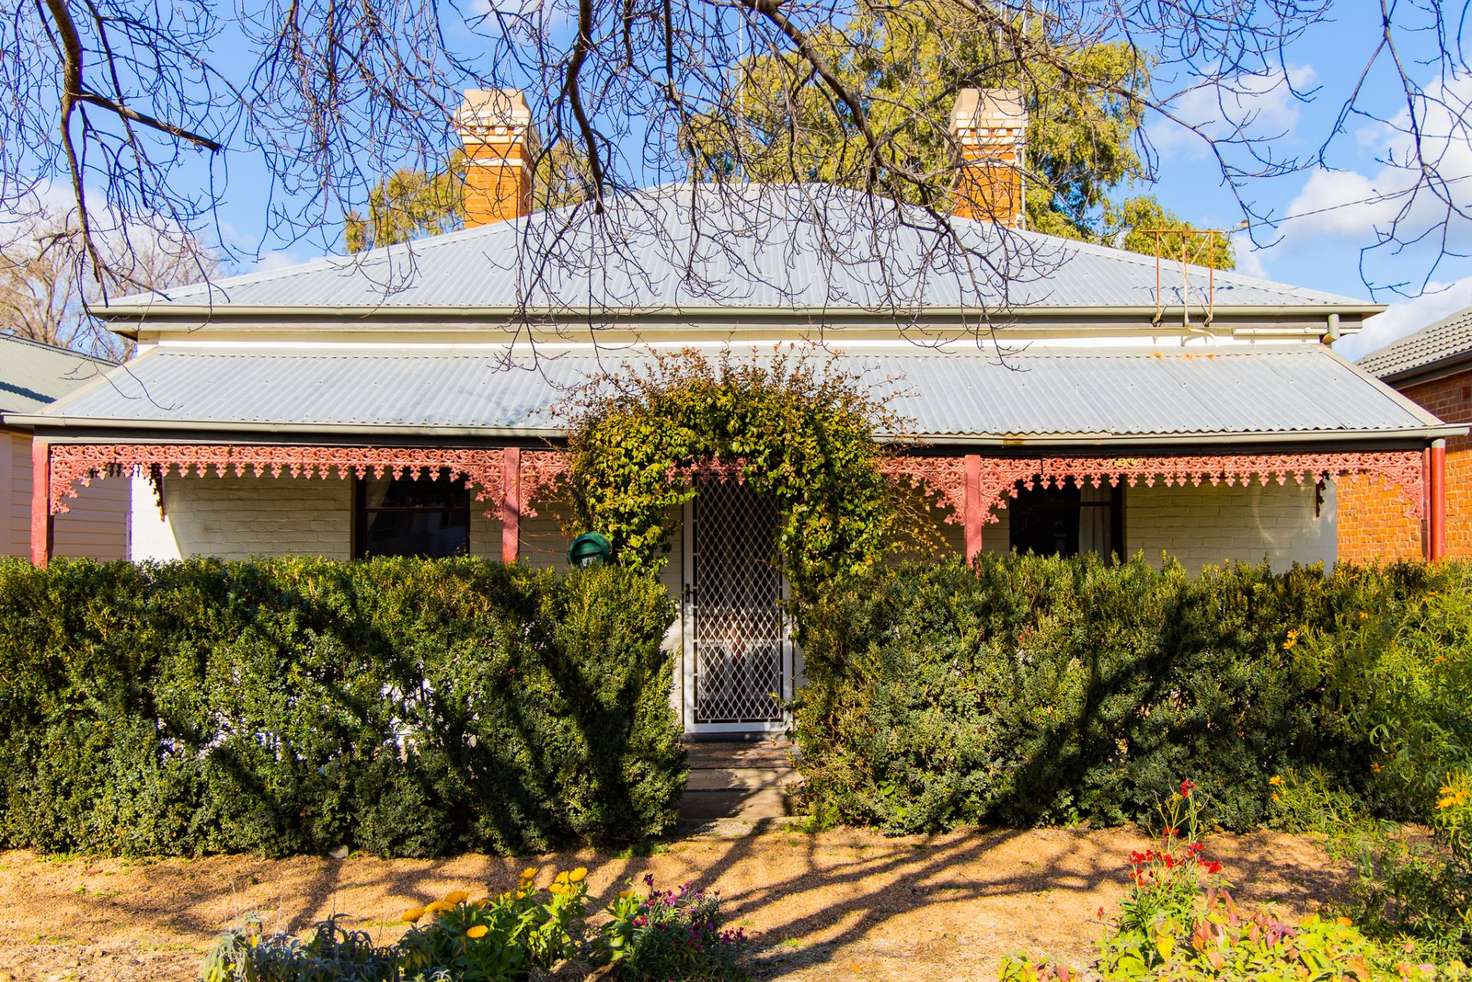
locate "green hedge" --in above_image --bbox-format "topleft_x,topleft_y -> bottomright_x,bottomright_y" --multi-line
793,554 -> 1465,833
0,557 -> 683,857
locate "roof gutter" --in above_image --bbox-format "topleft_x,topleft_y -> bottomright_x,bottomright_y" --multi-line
95,302 -> 1388,321
1375,350 -> 1472,388
8,414 -> 1462,445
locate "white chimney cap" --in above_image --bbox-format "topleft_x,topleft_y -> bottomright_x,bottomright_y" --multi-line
950,89 -> 1026,135
454,89 -> 533,136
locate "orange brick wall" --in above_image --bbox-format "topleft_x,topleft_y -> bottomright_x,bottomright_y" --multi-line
1403,371 -> 1472,558
1337,366 -> 1472,563
1337,472 -> 1422,563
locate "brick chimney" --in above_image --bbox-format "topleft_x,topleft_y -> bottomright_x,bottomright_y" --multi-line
949,89 -> 1026,226
454,89 -> 536,227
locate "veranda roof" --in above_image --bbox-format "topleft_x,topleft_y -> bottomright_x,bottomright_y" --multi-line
16,344 -> 1456,446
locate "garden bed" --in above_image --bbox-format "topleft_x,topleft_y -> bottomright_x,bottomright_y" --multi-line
0,826 -> 1346,981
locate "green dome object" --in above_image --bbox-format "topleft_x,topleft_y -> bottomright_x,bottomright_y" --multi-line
567,531 -> 612,568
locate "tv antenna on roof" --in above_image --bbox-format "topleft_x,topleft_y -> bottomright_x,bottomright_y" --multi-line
1146,227 -> 1226,329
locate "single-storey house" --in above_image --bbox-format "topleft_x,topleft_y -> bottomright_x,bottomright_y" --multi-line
0,334 -> 128,560
7,89 -> 1460,737
1351,305 -> 1472,560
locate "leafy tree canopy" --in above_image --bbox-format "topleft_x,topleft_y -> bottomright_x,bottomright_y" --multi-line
350,4 -> 1232,270
683,3 -> 1233,269
346,142 -> 589,253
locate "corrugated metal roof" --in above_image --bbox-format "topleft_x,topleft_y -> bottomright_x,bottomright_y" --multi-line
28,344 -> 1443,441
0,335 -> 114,415
108,185 -> 1367,314
1359,306 -> 1472,381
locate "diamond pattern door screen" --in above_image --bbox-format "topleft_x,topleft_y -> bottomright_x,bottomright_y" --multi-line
688,482 -> 786,725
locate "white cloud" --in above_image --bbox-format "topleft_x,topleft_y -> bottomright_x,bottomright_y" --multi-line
1279,73 -> 1472,253
1228,229 -> 1271,278
1150,65 -> 1317,158
1334,275 -> 1472,360
253,249 -> 310,274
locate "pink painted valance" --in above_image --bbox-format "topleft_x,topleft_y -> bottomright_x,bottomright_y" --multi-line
46,443 -> 1425,524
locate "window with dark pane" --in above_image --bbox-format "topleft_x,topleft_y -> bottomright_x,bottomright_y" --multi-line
354,468 -> 470,558
1009,480 -> 1124,559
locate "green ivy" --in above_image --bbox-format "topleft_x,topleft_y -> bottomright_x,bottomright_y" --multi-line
564,349 -> 901,602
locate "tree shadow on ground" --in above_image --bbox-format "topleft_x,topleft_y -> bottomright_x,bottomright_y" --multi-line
0,822 -> 1352,979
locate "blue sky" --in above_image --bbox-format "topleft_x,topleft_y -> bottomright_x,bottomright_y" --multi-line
187,4 -> 1471,358
1136,5 -> 1472,357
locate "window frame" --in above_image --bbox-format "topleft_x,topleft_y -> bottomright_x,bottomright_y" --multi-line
1008,480 -> 1125,560
352,468 -> 472,559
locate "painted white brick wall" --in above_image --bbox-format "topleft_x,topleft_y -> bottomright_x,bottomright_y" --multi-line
927,480 -> 1334,570
1124,479 -> 1334,571
131,474 -> 353,560
128,474 -> 688,592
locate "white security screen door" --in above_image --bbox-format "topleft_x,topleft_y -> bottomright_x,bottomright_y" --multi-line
682,483 -> 791,734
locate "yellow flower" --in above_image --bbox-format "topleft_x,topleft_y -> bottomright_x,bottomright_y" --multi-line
1268,775 -> 1284,787
1437,788 -> 1469,810
1336,916 -> 1353,927
442,890 -> 470,905
1283,629 -> 1299,651
423,900 -> 453,916
400,907 -> 426,923
554,871 -> 570,884
568,867 -> 588,884
1357,610 -> 1369,621
520,867 -> 539,881
1371,762 -> 1383,774
466,924 -> 489,940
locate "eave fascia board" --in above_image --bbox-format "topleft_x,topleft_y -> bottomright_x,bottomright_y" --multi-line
1376,350 -> 1472,388
96,302 -> 1388,323
10,415 -> 1461,446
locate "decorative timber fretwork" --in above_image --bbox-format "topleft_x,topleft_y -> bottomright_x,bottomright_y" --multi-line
38,442 -> 579,569
32,442 -> 1435,570
47,444 -> 519,516
883,450 -> 1428,563
1041,453 -> 1425,512
520,449 -> 572,517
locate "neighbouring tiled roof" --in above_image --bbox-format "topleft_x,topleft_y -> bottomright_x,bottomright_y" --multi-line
27,344 -> 1447,442
106,184 -> 1368,314
0,334 -> 114,415
1359,306 -> 1472,382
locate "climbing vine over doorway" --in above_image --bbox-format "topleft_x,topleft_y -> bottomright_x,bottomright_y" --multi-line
562,349 -> 903,600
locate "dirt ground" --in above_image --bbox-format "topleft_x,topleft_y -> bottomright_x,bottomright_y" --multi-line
0,823 -> 1347,982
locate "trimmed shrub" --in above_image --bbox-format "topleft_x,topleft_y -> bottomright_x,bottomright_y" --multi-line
792,553 -> 1453,833
0,557 -> 683,857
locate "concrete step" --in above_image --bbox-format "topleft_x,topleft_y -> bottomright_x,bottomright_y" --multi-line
679,737 -> 800,821
685,739 -> 796,769
684,765 -> 802,792
678,787 -> 790,821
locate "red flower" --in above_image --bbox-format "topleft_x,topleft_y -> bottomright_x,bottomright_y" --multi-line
1202,860 -> 1223,875
1163,853 -> 1176,869
1180,779 -> 1196,798
1186,842 -> 1204,857
1129,851 -> 1148,865
1164,826 -> 1178,838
